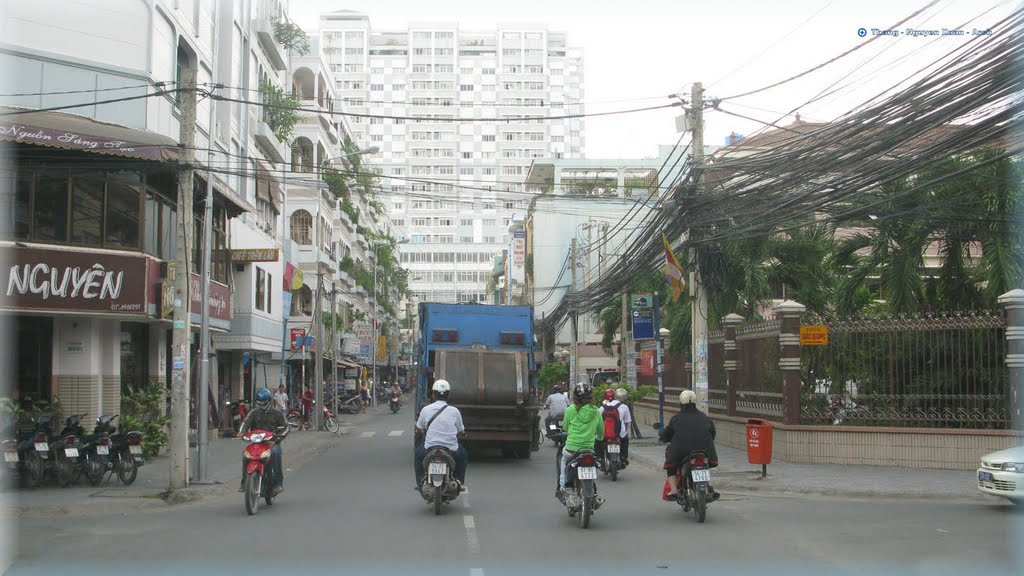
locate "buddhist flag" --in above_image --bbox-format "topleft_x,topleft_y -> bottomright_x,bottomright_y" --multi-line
663,233 -> 686,302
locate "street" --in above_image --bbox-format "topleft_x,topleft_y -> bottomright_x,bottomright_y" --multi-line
7,406 -> 1022,576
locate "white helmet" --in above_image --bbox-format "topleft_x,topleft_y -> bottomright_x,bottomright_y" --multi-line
679,389 -> 697,405
432,379 -> 451,394
615,388 -> 628,402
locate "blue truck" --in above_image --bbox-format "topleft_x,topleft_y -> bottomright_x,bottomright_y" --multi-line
415,302 -> 539,458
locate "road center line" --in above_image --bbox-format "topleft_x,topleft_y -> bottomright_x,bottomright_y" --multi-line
387,430 -> 403,437
359,431 -> 376,438
463,515 -> 480,556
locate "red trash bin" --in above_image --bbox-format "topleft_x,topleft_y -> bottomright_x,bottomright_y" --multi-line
746,419 -> 773,477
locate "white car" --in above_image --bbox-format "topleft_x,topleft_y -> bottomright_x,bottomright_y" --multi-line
976,445 -> 1024,504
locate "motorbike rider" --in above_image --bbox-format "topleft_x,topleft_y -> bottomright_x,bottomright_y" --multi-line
543,383 -> 570,430
414,379 -> 468,490
597,388 -> 632,466
659,389 -> 719,501
557,382 -> 603,500
390,381 -> 403,404
237,387 -> 288,496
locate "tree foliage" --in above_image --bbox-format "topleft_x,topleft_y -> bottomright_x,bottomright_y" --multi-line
259,79 -> 300,143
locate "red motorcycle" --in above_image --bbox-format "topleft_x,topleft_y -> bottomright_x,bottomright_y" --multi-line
241,427 -> 285,516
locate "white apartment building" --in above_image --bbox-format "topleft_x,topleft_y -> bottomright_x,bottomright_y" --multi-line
316,10 -> 585,304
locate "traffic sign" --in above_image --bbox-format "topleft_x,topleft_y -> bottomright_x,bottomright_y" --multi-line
631,308 -> 655,340
631,293 -> 652,309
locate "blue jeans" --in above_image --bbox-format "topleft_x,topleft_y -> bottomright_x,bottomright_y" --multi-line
242,444 -> 283,488
415,444 -> 467,486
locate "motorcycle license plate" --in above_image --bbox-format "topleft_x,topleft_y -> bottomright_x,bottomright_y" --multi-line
607,444 -> 620,454
129,445 -> 143,455
578,466 -> 597,480
2,452 -> 17,463
428,462 -> 448,475
64,448 -> 79,458
34,442 -> 48,452
97,446 -> 109,455
691,469 -> 711,483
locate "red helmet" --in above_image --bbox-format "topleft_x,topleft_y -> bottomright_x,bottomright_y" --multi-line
603,389 -> 615,401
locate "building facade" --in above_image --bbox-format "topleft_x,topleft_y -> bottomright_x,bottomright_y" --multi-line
316,11 -> 585,305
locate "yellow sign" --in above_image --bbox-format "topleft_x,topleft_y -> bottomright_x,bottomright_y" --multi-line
800,325 -> 829,346
291,268 -> 304,291
230,248 -> 280,262
377,335 -> 387,361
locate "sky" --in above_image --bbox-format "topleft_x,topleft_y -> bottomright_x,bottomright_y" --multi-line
286,0 -> 1018,159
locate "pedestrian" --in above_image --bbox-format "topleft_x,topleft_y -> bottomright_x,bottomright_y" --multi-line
301,384 -> 314,430
274,384 -> 289,414
359,380 -> 370,414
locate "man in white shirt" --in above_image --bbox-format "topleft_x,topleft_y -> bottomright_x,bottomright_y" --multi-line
273,385 -> 289,414
598,388 -> 633,465
414,379 -> 468,489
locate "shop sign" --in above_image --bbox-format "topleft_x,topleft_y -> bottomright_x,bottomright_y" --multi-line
513,229 -> 525,265
189,273 -> 231,322
230,248 -> 279,262
0,121 -> 166,160
0,246 -> 147,314
800,325 -> 829,346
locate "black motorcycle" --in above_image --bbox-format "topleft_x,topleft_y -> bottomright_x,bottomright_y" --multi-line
52,414 -> 90,487
559,448 -> 603,529
389,393 -> 401,414
418,446 -> 462,515
93,415 -> 144,486
14,413 -> 54,488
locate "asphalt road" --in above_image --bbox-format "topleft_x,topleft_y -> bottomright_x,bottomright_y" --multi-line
7,406 -> 1022,576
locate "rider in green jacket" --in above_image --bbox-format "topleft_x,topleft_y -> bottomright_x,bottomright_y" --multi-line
558,382 -> 603,498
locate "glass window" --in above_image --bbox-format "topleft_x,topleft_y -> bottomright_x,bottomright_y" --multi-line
144,190 -> 159,255
256,268 -> 268,312
34,172 -> 68,242
106,171 -> 141,248
71,173 -> 104,246
14,171 -> 31,239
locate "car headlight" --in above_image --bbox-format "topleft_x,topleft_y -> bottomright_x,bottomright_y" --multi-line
1002,462 -> 1024,473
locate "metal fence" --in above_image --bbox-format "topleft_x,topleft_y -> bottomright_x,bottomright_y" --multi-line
800,310 -> 1009,429
735,319 -> 784,418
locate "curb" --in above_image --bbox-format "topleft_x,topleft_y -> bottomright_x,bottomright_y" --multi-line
628,452 -> 994,503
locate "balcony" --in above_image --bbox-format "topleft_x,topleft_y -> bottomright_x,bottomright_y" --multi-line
254,120 -> 288,164
256,18 -> 288,71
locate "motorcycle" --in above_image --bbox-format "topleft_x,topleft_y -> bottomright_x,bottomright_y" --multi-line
241,426 -> 287,516
543,416 -> 565,448
418,445 -> 462,515
322,404 -> 340,434
389,393 -> 401,414
49,414 -> 83,487
226,400 -> 248,434
666,450 -> 714,523
598,436 -> 623,482
558,447 -> 604,529
14,413 -> 53,488
108,425 -> 144,486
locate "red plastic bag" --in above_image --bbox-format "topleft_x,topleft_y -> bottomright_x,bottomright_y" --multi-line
662,478 -> 672,501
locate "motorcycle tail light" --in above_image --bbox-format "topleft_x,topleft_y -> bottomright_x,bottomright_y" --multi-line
64,435 -> 77,445
127,434 -> 142,445
691,456 -> 707,467
34,433 -> 47,443
99,437 -> 111,446
580,454 -> 596,466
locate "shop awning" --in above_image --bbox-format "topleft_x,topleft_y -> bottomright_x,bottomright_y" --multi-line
336,358 -> 361,368
196,172 -> 255,218
0,106 -> 179,161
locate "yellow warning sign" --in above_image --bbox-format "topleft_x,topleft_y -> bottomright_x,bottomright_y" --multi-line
800,325 -> 828,346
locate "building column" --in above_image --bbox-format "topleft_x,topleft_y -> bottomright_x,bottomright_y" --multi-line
774,300 -> 806,425
998,289 -> 1024,430
722,313 -> 744,417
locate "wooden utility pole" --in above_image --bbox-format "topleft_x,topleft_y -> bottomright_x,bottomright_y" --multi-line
690,82 -> 710,415
170,68 -> 197,490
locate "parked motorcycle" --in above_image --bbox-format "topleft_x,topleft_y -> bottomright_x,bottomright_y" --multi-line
418,446 -> 462,515
75,414 -> 119,486
226,400 -> 248,434
337,394 -> 363,415
108,426 -> 144,486
665,450 -> 714,523
14,413 -> 53,488
48,414 -> 83,487
389,393 -> 401,414
558,447 -> 604,529
240,426 -> 287,516
322,404 -> 340,434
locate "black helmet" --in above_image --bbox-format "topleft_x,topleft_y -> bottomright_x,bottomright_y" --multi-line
552,384 -> 562,393
255,388 -> 272,410
573,382 -> 593,401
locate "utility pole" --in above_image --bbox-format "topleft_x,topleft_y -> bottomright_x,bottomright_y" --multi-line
371,254 -> 378,408
331,285 -> 338,417
620,292 -> 630,384
196,4 -> 220,483
570,237 -> 578,391
313,270 -> 323,430
169,68 -> 197,490
690,82 -> 710,415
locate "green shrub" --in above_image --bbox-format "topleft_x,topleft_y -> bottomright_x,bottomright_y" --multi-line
120,381 -> 170,458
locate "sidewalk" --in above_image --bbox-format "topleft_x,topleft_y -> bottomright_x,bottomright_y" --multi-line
627,439 -> 996,502
1,408 -> 382,517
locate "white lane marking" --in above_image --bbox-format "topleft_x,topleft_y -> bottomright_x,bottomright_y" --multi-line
462,490 -> 471,509
463,515 -> 480,556
470,569 -> 485,576
359,431 -> 376,438
387,430 -> 404,437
